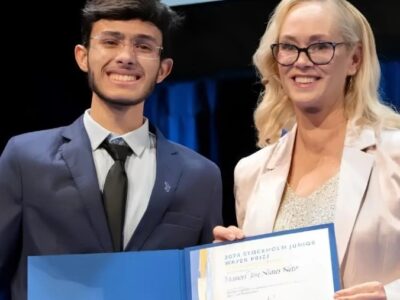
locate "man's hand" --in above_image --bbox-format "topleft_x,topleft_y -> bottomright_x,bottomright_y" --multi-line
213,225 -> 245,243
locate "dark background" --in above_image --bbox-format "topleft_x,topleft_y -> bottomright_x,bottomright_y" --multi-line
2,0 -> 400,225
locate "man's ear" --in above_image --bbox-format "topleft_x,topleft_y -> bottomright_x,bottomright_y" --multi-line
74,44 -> 89,73
156,58 -> 173,83
347,42 -> 362,76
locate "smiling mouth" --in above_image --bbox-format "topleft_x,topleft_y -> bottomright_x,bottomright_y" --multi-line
293,76 -> 321,84
109,73 -> 141,82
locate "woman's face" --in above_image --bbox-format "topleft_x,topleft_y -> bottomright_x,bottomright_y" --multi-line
277,2 -> 360,114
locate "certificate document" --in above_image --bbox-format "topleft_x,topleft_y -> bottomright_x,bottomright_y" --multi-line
188,223 -> 340,300
28,224 -> 339,300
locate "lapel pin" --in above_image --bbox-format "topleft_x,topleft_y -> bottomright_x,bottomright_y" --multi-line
164,181 -> 171,193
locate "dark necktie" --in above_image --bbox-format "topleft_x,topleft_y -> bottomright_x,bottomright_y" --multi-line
101,138 -> 133,251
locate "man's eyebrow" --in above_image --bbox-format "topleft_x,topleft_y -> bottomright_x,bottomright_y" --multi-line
96,32 -> 160,44
96,31 -> 124,38
132,34 -> 159,44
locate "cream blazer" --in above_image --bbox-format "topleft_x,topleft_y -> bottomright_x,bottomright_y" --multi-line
234,125 -> 400,299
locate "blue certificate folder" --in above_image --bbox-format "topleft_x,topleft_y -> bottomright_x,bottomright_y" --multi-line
28,223 -> 340,300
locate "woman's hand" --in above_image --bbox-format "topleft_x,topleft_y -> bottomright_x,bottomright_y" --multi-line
212,225 -> 245,243
334,281 -> 386,300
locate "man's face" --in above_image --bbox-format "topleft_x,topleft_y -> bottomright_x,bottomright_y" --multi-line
75,19 -> 172,107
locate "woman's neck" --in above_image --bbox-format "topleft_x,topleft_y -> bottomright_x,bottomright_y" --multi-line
294,104 -> 347,155
288,106 -> 347,195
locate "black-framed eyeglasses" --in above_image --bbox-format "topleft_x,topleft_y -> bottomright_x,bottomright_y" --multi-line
270,42 -> 347,66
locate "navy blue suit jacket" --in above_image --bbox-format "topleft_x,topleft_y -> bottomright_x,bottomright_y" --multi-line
0,116 -> 222,300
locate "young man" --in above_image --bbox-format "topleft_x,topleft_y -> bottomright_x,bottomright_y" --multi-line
0,1 -> 222,299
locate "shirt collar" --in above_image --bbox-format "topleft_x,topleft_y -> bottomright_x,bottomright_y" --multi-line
83,109 -> 151,156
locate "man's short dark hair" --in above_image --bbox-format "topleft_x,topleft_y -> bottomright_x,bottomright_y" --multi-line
81,0 -> 183,57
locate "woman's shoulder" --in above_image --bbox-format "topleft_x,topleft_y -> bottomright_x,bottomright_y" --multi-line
379,128 -> 400,145
378,128 -> 400,162
234,132 -> 291,179
347,125 -> 399,150
236,147 -> 269,168
235,144 -> 275,172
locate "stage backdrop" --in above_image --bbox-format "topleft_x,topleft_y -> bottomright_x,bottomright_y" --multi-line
145,60 -> 400,225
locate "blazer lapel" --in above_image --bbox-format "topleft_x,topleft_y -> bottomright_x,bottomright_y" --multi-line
243,129 -> 295,235
61,116 -> 113,251
335,128 -> 375,264
126,126 -> 183,250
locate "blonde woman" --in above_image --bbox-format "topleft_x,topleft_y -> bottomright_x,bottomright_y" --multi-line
214,0 -> 400,299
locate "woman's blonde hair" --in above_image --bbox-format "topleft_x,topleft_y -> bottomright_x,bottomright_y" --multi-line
253,0 -> 400,147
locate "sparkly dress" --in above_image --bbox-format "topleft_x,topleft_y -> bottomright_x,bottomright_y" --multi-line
273,173 -> 339,232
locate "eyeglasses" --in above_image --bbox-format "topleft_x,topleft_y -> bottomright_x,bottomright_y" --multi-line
90,35 -> 163,60
270,42 -> 347,66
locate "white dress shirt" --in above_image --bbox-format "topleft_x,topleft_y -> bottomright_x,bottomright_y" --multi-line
83,110 -> 156,248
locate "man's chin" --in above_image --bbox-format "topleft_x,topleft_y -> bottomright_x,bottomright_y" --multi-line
102,97 -> 146,107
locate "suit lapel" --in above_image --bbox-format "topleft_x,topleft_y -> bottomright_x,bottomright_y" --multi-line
245,125 -> 376,265
61,117 -> 113,251
335,128 -> 375,264
126,126 -> 183,250
243,129 -> 295,235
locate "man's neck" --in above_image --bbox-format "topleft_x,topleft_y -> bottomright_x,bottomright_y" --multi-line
90,99 -> 144,134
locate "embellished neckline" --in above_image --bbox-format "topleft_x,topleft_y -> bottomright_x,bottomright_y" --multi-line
286,172 -> 339,199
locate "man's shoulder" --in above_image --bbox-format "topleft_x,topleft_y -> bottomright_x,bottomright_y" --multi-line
167,140 -> 220,172
1,126 -> 68,159
9,126 -> 66,146
3,116 -> 84,153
